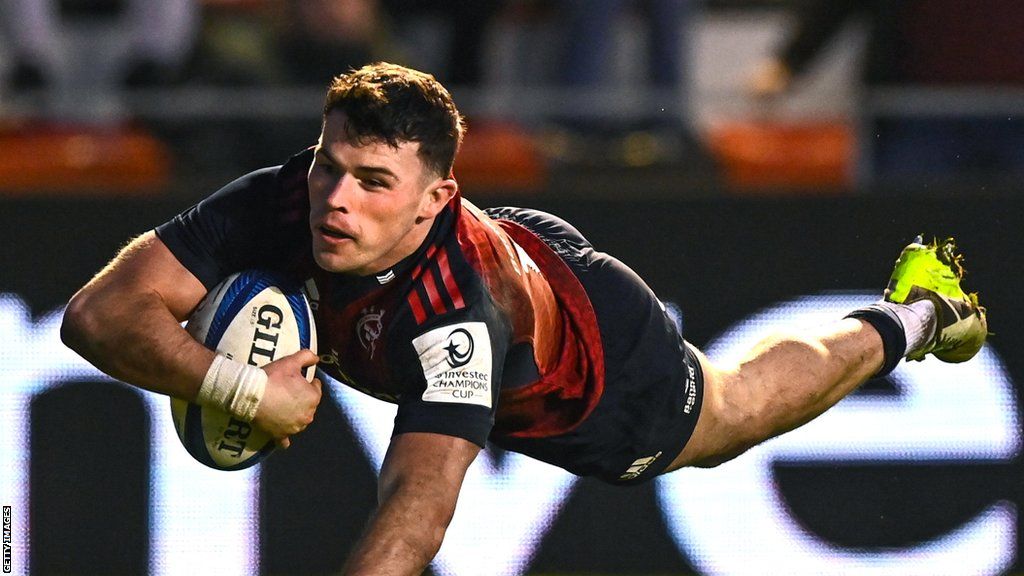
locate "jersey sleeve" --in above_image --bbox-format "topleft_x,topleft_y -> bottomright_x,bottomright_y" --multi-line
154,164 -> 309,290
390,307 -> 510,448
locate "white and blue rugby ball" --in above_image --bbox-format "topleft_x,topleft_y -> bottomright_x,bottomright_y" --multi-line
170,270 -> 317,470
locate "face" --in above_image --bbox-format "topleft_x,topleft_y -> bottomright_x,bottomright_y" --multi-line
308,111 -> 457,275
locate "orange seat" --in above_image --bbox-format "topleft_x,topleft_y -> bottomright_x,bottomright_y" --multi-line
707,120 -> 853,193
0,121 -> 171,195
454,121 -> 546,193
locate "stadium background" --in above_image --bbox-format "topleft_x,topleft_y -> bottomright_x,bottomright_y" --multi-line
1,1 -> 1022,574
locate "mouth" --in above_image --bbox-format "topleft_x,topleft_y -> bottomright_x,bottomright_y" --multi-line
317,224 -> 355,243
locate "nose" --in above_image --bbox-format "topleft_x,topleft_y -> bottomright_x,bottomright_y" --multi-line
324,173 -> 359,212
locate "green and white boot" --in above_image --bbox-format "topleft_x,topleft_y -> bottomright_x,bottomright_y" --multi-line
884,235 -> 988,363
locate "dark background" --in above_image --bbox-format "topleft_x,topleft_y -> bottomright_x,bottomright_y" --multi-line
3,190 -> 1020,574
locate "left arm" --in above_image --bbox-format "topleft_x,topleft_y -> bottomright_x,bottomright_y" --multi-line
344,432 -> 481,575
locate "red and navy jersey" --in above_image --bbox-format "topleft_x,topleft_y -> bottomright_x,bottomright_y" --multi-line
156,149 -> 606,450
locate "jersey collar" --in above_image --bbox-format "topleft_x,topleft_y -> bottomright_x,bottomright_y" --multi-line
320,194 -> 459,297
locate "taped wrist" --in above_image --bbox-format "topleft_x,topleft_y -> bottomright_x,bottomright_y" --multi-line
196,355 -> 267,422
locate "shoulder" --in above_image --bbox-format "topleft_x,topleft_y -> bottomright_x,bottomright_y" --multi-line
203,148 -> 312,225
452,199 -> 517,271
231,148 -> 311,198
275,147 -> 314,191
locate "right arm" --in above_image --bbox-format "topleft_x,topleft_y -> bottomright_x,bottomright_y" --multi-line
61,231 -> 320,444
61,231 -> 213,399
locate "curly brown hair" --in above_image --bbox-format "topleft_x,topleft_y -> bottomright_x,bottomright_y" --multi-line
323,62 -> 466,179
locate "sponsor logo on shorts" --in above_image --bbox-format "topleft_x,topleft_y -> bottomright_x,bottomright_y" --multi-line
683,362 -> 698,415
414,322 -> 492,408
619,451 -> 663,481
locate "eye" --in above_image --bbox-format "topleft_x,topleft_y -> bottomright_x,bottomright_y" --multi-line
312,154 -> 339,175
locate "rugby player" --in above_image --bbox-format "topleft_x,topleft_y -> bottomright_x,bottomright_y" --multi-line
61,62 -> 988,575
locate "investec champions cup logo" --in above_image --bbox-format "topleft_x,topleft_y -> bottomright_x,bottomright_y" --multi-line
413,322 -> 493,408
443,328 -> 474,368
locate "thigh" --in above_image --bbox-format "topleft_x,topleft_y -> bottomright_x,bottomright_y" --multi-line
662,345 -> 732,470
492,337 -> 704,485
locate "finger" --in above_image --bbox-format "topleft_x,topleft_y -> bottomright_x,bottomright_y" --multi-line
295,349 -> 320,367
277,437 -> 291,450
310,376 -> 323,390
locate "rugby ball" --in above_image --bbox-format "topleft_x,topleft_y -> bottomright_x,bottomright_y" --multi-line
170,270 -> 317,470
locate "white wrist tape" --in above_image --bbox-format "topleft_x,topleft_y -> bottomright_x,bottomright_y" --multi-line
196,355 -> 268,422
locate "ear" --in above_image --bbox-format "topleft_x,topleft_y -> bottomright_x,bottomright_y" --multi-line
418,178 -> 458,221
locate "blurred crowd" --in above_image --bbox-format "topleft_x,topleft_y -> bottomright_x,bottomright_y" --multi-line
2,0 -> 1024,194
0,0 -> 706,192
0,0 -> 693,104
749,0 -> 1024,186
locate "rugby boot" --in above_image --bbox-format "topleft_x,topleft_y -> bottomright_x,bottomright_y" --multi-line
884,235 -> 987,363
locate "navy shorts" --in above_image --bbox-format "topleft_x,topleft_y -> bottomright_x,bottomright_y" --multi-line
485,207 -> 704,485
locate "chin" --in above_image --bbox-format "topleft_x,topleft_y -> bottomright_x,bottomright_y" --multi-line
312,250 -> 356,274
